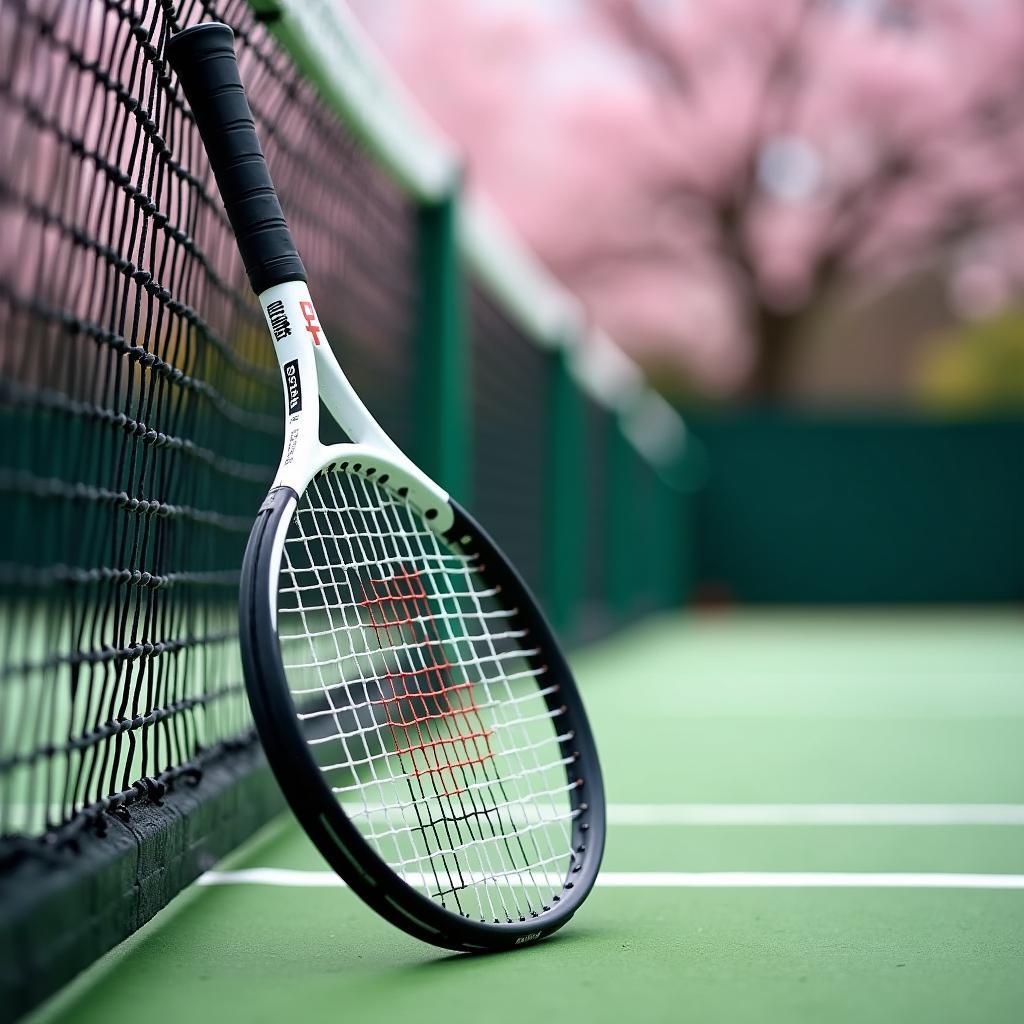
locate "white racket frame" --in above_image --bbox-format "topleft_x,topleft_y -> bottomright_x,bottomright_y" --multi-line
258,281 -> 454,533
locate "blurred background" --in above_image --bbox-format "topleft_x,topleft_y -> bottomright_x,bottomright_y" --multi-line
354,0 -> 1024,605
354,0 -> 1024,408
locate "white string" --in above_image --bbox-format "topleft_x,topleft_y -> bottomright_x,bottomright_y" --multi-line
276,471 -> 578,923
346,474 -> 547,921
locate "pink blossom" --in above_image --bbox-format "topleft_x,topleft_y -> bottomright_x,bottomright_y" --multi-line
353,0 -> 1024,395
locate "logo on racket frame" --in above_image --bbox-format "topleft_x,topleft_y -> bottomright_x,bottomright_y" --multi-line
266,299 -> 291,342
299,300 -> 322,346
283,359 -> 302,415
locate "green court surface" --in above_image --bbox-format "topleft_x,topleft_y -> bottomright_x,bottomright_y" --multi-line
31,611 -> 1024,1023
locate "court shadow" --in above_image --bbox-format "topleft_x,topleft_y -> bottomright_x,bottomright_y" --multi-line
401,925 -> 611,973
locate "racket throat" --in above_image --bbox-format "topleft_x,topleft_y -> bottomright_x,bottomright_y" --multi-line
258,283 -> 321,488
258,281 -> 452,524
260,281 -> 405,456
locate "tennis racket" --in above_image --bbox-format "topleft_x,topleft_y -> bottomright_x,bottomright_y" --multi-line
167,23 -> 604,952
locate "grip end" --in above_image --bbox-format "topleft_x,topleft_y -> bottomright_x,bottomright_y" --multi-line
167,22 -> 236,70
167,21 -> 307,295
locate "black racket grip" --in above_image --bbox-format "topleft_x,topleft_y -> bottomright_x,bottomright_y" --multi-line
167,23 -> 306,294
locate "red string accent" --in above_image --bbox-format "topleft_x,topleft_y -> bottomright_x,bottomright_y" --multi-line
359,568 -> 493,796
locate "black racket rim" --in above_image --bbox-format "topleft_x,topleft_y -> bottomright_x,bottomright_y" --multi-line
240,482 -> 606,952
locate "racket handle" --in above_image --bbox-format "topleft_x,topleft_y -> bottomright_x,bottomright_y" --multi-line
167,22 -> 306,294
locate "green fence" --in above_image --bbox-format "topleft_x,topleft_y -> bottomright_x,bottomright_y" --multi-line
690,411 -> 1024,603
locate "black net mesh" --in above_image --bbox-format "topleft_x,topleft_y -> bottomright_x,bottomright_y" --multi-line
0,0 -> 418,863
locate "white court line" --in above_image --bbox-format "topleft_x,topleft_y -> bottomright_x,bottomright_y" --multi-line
329,803 -> 1024,827
606,804 -> 1024,826
197,869 -> 1024,890
12,804 -> 1024,827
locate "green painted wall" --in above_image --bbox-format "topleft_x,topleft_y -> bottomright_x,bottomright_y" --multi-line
689,412 -> 1024,603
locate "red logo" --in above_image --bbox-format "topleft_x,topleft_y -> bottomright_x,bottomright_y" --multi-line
299,300 -> 322,346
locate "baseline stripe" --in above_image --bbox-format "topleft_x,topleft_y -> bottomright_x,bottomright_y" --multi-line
198,869 -> 1024,890
276,803 -> 1024,828
599,873 -> 1024,889
606,804 -> 1024,826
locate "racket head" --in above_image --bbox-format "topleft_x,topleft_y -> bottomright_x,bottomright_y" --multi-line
240,450 -> 605,951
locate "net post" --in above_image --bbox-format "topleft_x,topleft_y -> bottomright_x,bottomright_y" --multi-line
671,480 -> 695,607
414,192 -> 470,499
545,340 -> 587,640
675,429 -> 709,606
656,474 -> 678,609
606,419 -> 638,624
650,424 -> 707,611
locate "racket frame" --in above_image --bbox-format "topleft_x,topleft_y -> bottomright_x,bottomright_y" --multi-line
241,479 -> 605,951
245,280 -> 606,947
168,20 -> 606,951
259,281 -> 454,532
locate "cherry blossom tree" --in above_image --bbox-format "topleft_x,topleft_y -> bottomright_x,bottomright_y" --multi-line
353,0 -> 1024,398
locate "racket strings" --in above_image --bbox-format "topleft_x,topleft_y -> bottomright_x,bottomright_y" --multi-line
277,470 -> 579,923
330,471 -> 574,923
285,637 -> 536,688
317,476 -> 568,923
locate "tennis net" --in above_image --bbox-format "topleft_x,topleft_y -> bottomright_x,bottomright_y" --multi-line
0,0 -> 419,1014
